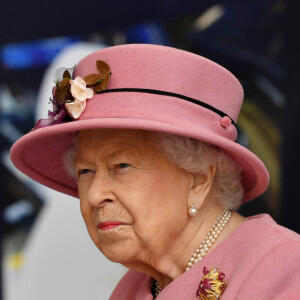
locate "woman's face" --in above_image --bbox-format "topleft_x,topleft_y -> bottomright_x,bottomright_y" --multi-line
75,129 -> 193,266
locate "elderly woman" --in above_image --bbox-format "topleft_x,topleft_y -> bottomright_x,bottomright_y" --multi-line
11,44 -> 300,299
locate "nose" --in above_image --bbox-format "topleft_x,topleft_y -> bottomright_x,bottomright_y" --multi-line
86,170 -> 115,207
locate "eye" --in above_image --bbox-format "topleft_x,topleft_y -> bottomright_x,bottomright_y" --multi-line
78,169 -> 92,177
115,163 -> 131,169
79,169 -> 91,174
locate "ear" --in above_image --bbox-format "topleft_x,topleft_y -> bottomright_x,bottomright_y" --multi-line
188,164 -> 217,209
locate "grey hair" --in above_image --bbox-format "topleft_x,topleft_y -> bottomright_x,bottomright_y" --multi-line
63,132 -> 244,210
155,133 -> 243,210
62,137 -> 78,181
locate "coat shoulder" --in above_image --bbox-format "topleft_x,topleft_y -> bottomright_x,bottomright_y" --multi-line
109,269 -> 151,299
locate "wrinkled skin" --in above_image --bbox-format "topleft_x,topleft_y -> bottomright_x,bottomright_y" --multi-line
75,129 -> 192,262
74,128 -> 244,287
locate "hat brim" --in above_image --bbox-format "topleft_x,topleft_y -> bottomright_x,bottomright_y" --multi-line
10,111 -> 269,204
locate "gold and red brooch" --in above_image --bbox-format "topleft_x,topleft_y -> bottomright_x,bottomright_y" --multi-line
196,266 -> 227,300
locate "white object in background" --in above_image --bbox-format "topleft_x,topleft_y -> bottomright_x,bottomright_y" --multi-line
13,43 -> 127,300
15,190 -> 127,300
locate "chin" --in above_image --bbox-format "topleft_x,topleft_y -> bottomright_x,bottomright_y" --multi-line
99,240 -> 139,264
89,225 -> 141,263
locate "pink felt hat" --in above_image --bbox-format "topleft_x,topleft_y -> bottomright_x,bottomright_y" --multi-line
10,44 -> 269,203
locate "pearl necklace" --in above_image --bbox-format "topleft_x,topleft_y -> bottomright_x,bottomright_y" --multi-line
153,208 -> 232,297
186,208 -> 232,270
153,281 -> 162,298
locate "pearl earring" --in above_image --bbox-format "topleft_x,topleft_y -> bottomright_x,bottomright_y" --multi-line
188,204 -> 198,216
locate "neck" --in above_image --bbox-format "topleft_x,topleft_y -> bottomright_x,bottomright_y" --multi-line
124,201 -> 245,289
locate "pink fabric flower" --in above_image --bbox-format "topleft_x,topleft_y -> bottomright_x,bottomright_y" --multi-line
65,99 -> 87,119
66,76 -> 94,119
32,60 -> 111,130
70,77 -> 94,102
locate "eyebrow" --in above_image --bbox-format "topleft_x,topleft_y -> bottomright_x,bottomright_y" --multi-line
74,143 -> 143,164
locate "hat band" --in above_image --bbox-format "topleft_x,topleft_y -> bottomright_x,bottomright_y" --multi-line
99,88 -> 236,127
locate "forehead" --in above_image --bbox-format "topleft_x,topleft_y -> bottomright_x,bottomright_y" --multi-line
76,128 -> 158,156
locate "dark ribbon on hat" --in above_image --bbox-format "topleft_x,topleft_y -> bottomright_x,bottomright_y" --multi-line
99,88 -> 236,127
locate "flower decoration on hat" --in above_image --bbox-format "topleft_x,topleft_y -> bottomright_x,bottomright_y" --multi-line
196,266 -> 227,300
220,116 -> 232,128
33,60 -> 111,130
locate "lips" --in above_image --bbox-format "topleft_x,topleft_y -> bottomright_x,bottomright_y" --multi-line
98,221 -> 126,231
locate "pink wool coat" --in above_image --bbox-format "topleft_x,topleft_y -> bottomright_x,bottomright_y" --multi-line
110,214 -> 300,299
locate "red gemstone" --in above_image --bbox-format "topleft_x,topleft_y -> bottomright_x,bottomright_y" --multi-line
218,272 -> 225,281
203,266 -> 209,275
197,278 -> 212,296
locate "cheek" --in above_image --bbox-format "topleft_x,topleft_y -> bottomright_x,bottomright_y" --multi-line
78,184 -> 90,221
79,199 -> 93,232
80,203 -> 103,248
148,178 -> 188,226
151,169 -> 189,208
78,174 -> 94,195
121,169 -> 189,240
119,172 -> 158,211
79,190 -> 100,243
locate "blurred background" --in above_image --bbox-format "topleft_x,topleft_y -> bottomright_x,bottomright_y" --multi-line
1,0 -> 299,299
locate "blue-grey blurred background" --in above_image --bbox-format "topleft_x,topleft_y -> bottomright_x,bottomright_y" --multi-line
1,1 -> 298,299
